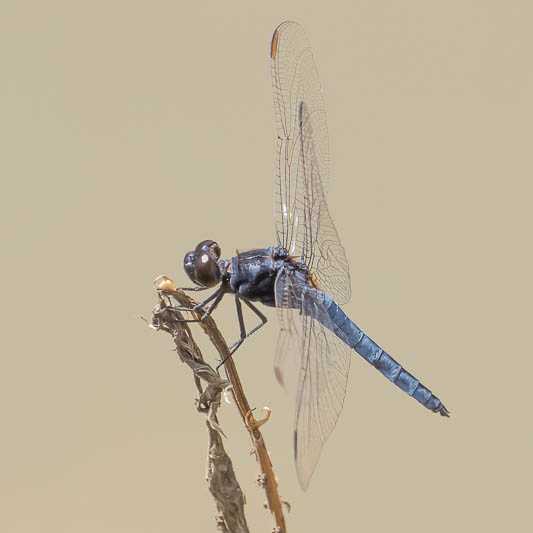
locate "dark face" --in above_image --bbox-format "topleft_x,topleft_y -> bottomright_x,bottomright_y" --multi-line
183,240 -> 222,288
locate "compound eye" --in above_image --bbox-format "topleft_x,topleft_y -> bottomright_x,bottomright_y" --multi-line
183,241 -> 222,288
196,239 -> 221,260
195,254 -> 220,287
184,251 -> 195,268
183,251 -> 200,285
211,241 -> 221,259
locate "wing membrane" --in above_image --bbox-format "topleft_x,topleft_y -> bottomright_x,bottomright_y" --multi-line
274,267 -> 351,490
271,21 -> 351,304
274,308 -> 300,396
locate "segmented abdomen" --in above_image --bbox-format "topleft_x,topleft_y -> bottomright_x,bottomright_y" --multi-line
326,299 -> 449,416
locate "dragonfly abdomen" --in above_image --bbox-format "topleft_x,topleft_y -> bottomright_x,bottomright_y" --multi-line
325,299 -> 449,416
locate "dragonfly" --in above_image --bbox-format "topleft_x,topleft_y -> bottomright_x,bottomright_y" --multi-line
178,21 -> 449,490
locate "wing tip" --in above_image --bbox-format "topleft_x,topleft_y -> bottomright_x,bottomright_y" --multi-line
270,20 -> 300,59
274,365 -> 285,388
270,25 -> 280,59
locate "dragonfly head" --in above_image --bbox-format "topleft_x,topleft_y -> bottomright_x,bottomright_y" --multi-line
183,240 -> 222,288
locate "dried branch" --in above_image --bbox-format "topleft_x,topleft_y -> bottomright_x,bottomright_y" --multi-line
152,276 -> 287,533
151,292 -> 248,533
206,420 -> 249,533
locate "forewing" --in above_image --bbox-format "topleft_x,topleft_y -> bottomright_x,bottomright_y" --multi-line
274,267 -> 351,490
271,21 -> 351,304
297,100 -> 351,303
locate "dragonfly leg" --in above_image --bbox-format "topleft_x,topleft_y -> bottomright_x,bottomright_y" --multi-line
217,296 -> 268,369
177,286 -> 210,292
174,288 -> 225,323
241,298 -> 268,338
199,290 -> 225,319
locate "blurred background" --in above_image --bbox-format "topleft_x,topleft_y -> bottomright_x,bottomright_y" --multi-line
1,1 -> 531,531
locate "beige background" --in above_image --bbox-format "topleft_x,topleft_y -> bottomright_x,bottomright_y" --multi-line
1,1 -> 532,531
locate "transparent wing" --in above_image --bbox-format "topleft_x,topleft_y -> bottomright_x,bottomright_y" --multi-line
275,267 -> 351,490
274,307 -> 300,395
271,21 -> 351,304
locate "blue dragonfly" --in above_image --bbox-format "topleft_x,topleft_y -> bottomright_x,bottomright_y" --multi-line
179,21 -> 448,490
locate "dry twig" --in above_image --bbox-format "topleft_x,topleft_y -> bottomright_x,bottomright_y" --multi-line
150,276 -> 287,533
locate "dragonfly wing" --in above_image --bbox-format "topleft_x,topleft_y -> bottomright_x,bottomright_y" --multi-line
271,21 -> 351,304
274,306 -> 300,396
274,267 -> 351,490
297,99 -> 351,304
274,266 -> 302,396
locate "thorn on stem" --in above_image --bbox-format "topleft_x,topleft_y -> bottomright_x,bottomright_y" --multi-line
282,500 -> 291,514
257,473 -> 267,488
245,406 -> 272,430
